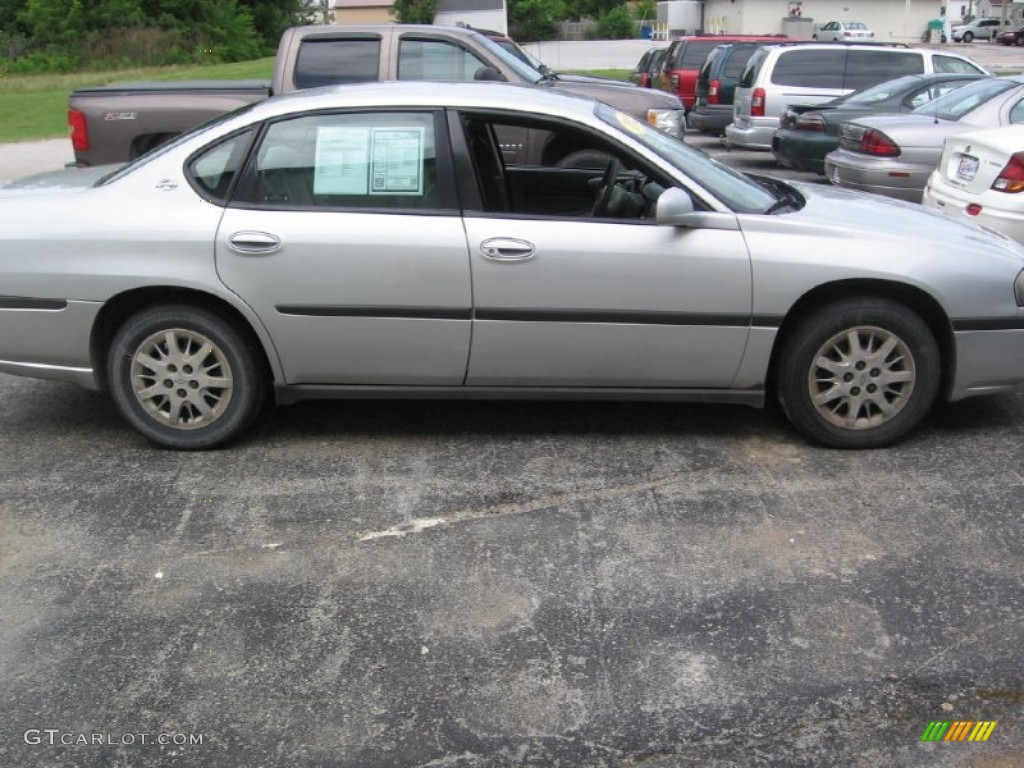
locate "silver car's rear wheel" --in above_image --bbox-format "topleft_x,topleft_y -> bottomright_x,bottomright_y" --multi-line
808,326 -> 915,430
129,328 -> 234,429
776,298 -> 940,448
108,305 -> 265,449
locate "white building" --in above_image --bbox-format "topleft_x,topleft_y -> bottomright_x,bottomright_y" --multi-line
693,0 -> 951,42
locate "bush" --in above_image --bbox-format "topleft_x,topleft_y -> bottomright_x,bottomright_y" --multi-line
391,0 -> 438,24
510,0 -> 565,41
632,0 -> 656,22
598,4 -> 635,39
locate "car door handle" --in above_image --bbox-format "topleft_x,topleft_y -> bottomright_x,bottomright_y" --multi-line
227,231 -> 282,254
480,238 -> 535,261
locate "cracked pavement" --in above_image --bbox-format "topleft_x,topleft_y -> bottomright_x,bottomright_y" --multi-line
0,374 -> 1021,766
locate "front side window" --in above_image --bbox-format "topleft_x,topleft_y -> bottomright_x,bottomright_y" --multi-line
293,38 -> 381,89
237,111 -> 448,211
772,50 -> 846,88
398,40 -> 491,81
1009,99 -> 1024,123
596,102 -> 775,213
723,46 -> 757,79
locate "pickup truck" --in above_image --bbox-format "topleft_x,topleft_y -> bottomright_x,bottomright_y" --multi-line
68,24 -> 686,166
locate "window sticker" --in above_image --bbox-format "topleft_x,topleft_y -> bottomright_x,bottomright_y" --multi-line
370,127 -> 425,195
313,126 -> 371,194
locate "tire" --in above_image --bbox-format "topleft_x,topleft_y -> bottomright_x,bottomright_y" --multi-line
107,305 -> 266,449
775,298 -> 940,449
963,31 -> 974,42
1016,36 -> 1023,46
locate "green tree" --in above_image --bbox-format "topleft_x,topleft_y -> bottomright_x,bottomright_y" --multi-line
632,0 -> 656,22
598,4 -> 634,39
391,0 -> 437,24
237,0 -> 316,53
564,0 -> 619,21
509,0 -> 564,41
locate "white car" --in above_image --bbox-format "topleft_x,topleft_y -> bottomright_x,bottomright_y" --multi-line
924,124 -> 1024,241
951,17 -> 1013,43
813,21 -> 874,41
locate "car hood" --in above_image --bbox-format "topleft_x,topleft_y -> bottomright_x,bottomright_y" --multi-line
0,165 -> 121,197
545,78 -> 683,109
777,180 -> 1024,264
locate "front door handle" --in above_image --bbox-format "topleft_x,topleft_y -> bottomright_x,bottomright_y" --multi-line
227,231 -> 282,254
480,238 -> 535,262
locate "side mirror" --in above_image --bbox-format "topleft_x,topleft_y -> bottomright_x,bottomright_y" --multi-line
655,187 -> 696,225
474,66 -> 507,82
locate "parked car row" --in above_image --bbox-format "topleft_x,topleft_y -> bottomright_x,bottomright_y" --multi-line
630,36 -> 1024,242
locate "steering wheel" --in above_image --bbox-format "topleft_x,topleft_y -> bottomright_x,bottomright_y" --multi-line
591,158 -> 622,217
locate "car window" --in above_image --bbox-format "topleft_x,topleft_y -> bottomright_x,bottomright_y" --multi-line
186,130 -> 253,203
293,38 -> 381,89
595,102 -> 776,214
738,48 -> 769,88
844,51 -> 922,91
917,78 -> 1017,121
1009,99 -> 1024,124
237,111 -> 449,211
398,39 -> 492,81
723,47 -> 757,79
679,41 -> 722,68
933,55 -> 986,75
772,50 -> 846,88
904,79 -> 977,109
844,74 -> 921,105
459,111 -> 679,220
700,47 -> 723,79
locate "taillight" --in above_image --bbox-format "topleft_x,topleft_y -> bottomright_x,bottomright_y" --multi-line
708,79 -> 721,104
794,112 -> 827,132
68,108 -> 89,152
992,152 -> 1024,193
751,87 -> 766,118
843,30 -> 852,37
966,203 -> 983,215
860,129 -> 899,157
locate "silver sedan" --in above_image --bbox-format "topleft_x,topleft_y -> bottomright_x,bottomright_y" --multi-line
825,75 -> 1024,202
1,81 -> 1024,449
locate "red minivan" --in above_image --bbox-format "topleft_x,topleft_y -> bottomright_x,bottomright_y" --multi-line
660,35 -> 787,110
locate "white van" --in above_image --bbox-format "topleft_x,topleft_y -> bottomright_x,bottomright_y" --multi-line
725,43 -> 989,150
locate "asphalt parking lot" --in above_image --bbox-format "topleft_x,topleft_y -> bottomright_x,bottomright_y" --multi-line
1,130 -> 1022,767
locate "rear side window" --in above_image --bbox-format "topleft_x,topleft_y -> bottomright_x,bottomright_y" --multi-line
723,47 -> 758,79
771,49 -> 846,88
187,130 -> 253,204
738,48 -> 769,87
293,39 -> 381,89
933,54 -> 986,74
678,41 -> 720,68
844,51 -> 922,91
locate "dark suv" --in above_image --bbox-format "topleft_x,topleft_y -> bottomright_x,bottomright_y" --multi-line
688,42 -> 778,135
660,35 -> 787,110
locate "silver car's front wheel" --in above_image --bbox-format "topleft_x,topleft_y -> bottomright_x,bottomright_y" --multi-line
808,326 -> 915,430
108,306 -> 265,449
776,299 -> 940,448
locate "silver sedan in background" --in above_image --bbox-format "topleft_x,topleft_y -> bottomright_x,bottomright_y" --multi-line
825,75 -> 1024,201
1,82 -> 1023,450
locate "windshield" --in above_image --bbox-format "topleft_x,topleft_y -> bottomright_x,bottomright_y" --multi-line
472,33 -> 545,83
596,102 -> 776,214
96,102 -> 260,186
843,74 -> 921,105
912,77 -> 1015,121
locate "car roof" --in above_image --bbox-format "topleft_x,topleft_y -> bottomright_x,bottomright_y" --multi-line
233,80 -> 602,125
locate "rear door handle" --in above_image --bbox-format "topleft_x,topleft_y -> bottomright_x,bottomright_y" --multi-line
480,238 -> 536,261
228,231 -> 282,254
